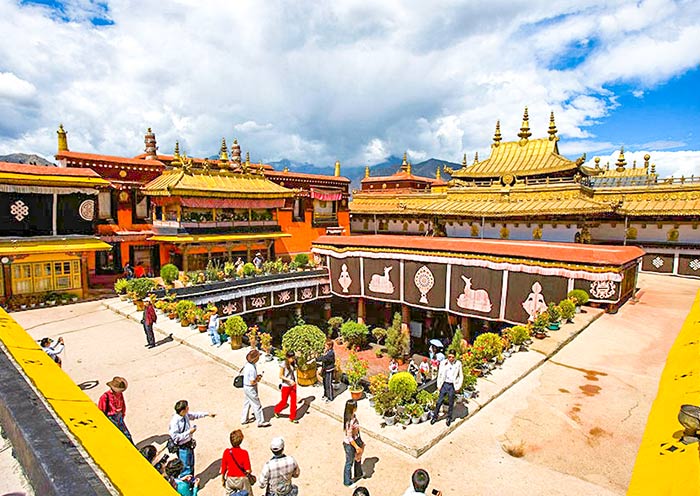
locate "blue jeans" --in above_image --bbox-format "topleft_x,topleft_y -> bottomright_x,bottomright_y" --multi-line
323,370 -> 334,400
343,441 -> 363,486
107,413 -> 133,444
433,382 -> 456,421
208,325 -> 221,345
178,446 -> 195,477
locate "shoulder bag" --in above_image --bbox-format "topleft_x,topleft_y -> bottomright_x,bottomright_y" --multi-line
229,448 -> 256,485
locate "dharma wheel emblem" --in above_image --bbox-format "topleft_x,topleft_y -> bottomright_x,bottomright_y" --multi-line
10,200 -> 29,222
79,200 -> 95,221
414,265 -> 434,303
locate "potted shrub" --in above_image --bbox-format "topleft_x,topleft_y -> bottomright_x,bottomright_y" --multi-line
371,327 -> 387,345
388,371 -> 418,405
260,332 -> 273,360
546,302 -> 561,331
242,262 -> 257,278
175,300 -> 196,326
128,278 -> 156,309
406,403 -> 424,424
327,316 -> 344,338
567,289 -> 590,313
461,372 -> 478,400
532,312 -> 549,339
293,253 -> 309,269
368,373 -> 388,408
416,390 -> 435,422
166,302 -> 177,320
386,313 -> 409,362
247,325 -> 259,349
224,315 -> 247,349
45,292 -> 58,306
196,308 -> 208,332
281,324 -> 326,386
558,299 -> 576,323
345,352 -> 369,401
374,389 -> 399,425
472,332 -> 505,363
340,320 -> 369,350
114,278 -> 129,299
160,264 -> 180,287
503,325 -> 530,351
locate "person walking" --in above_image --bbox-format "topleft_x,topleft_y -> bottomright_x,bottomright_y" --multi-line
221,429 -> 255,496
168,399 -> 216,477
97,376 -> 133,443
40,337 -> 64,367
207,307 -> 221,347
342,399 -> 364,486
240,349 -> 271,428
134,262 -> 146,278
318,339 -> 336,402
274,351 -> 299,424
142,297 -> 157,349
259,437 -> 300,496
430,349 -> 463,427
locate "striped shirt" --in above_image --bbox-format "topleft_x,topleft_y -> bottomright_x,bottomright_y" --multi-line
259,454 -> 300,496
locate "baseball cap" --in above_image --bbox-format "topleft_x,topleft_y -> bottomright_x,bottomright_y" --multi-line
270,437 -> 285,452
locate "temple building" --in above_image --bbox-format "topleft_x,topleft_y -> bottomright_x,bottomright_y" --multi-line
0,162 -> 111,303
350,108 -> 700,279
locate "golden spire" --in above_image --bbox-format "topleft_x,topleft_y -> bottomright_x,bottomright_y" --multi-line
462,153 -> 467,167
400,152 -> 408,172
230,138 -> 241,166
245,151 -> 251,172
171,141 -> 181,166
594,157 -> 601,169
57,124 -> 68,152
219,138 -> 229,165
643,153 -> 650,170
493,120 -> 502,146
435,166 -> 441,180
615,146 -> 627,172
365,165 -> 370,178
651,162 -> 656,175
283,165 -> 289,173
518,106 -> 532,140
473,151 -> 479,165
548,111 -> 558,140
334,160 -> 341,177
406,160 -> 412,175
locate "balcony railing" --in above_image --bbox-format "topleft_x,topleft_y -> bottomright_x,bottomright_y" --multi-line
312,213 -> 339,227
152,219 -> 281,235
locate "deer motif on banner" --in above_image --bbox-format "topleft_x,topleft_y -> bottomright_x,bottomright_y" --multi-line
457,276 -> 492,312
369,266 -> 395,294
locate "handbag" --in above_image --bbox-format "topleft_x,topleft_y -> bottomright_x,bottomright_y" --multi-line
229,448 -> 257,485
233,375 -> 244,388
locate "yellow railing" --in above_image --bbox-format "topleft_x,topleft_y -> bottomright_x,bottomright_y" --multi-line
0,309 -> 176,495
627,290 -> 700,495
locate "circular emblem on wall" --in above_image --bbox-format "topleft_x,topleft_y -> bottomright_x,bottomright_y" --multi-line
119,170 -> 127,178
501,173 -> 515,186
119,191 -> 129,202
79,199 -> 95,221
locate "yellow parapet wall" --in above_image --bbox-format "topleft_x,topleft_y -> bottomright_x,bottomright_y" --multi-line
0,309 -> 176,495
628,290 -> 700,495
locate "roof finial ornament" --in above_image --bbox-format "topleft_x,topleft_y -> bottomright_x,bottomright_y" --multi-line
400,152 -> 409,172
57,124 -> 68,152
219,137 -> 229,167
231,138 -> 241,167
334,160 -> 341,177
548,111 -> 558,141
435,166 -> 441,180
493,120 -> 502,146
171,141 -> 182,166
594,157 -> 601,169
406,160 -> 412,175
365,165 -> 370,178
615,146 -> 627,172
244,151 -> 251,173
462,153 -> 467,167
473,151 -> 479,165
651,162 -> 656,175
283,165 -> 289,173
518,106 -> 532,141
144,127 -> 157,160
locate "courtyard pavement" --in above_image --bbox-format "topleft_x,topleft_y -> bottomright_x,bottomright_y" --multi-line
11,273 -> 700,495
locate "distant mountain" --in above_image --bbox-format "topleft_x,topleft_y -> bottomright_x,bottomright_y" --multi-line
0,153 -> 55,166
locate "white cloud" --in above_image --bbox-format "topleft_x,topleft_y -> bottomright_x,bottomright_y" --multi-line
0,0 -> 698,168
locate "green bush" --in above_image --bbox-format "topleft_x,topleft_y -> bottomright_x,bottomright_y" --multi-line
160,264 -> 179,285
533,311 -> 550,331
114,278 -> 129,294
327,316 -> 344,337
242,262 -> 257,277
293,253 -> 309,267
463,372 -> 478,391
373,389 -> 399,416
473,332 -> 504,361
282,324 -> 326,370
547,302 -> 561,323
558,299 -> 576,321
447,328 -> 467,355
371,327 -> 387,344
175,300 -> 196,320
340,320 -> 369,349
567,289 -> 589,306
503,325 -> 530,345
405,403 -> 424,418
388,371 -> 417,404
416,390 -> 436,410
386,312 -> 409,359
345,352 -> 369,390
127,278 -> 156,299
224,315 -> 247,337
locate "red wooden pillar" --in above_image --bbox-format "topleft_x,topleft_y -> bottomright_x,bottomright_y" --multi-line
357,297 -> 366,325
323,302 -> 332,321
401,304 -> 411,355
461,316 -> 470,342
80,253 -> 89,299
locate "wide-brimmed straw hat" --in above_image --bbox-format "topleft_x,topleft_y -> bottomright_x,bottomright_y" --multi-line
107,376 -> 128,392
246,349 -> 260,362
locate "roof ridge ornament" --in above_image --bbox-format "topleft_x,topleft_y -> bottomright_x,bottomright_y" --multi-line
144,127 -> 157,160
219,137 -> 229,168
462,153 -> 467,167
518,106 -> 532,141
435,165 -> 441,180
171,141 -> 182,167
57,124 -> 68,152
615,146 -> 627,172
643,153 -> 650,172
400,152 -> 408,172
473,151 -> 479,165
548,111 -> 558,141
231,138 -> 242,167
334,160 -> 341,177
407,160 -> 412,175
365,165 -> 370,178
493,120 -> 502,147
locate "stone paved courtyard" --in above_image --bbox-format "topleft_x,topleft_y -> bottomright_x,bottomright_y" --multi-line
10,273 -> 700,495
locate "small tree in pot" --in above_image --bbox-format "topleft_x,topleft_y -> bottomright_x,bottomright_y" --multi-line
567,289 -> 590,313
281,324 -> 326,386
340,320 -> 369,350
160,264 -> 179,287
224,315 -> 247,350
546,302 -> 562,331
558,299 -> 576,323
345,352 -> 369,400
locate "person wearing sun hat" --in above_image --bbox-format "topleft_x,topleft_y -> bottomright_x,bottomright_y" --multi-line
240,349 -> 271,428
98,376 -> 133,443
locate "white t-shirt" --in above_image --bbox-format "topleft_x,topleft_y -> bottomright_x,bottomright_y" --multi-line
243,362 -> 257,387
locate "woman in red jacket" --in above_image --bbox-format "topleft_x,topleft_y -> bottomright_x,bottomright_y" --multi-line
98,376 -> 133,443
221,429 -> 255,495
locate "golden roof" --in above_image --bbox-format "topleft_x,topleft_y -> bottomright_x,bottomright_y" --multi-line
618,198 -> 700,217
0,162 -> 111,188
0,237 -> 111,256
142,168 -> 295,199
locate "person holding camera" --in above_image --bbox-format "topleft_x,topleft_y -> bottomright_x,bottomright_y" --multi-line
240,349 -> 271,428
221,429 -> 255,496
40,336 -> 65,367
403,469 -> 442,496
273,350 -> 299,424
168,400 -> 216,477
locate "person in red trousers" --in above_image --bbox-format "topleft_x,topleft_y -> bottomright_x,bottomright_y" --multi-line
274,350 -> 299,424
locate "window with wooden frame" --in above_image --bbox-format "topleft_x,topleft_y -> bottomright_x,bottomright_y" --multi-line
11,260 -> 81,294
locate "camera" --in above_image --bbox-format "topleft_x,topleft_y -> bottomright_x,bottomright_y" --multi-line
431,489 -> 441,496
154,454 -> 169,473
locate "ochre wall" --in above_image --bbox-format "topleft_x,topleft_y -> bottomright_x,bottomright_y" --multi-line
275,209 -> 349,258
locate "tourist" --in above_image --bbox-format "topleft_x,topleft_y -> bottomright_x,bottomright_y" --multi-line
240,349 -> 271,428
430,350 -> 463,427
342,399 -> 364,486
165,458 -> 201,496
408,358 -> 420,382
235,257 -> 244,270
207,306 -> 221,347
142,297 -> 157,349
134,262 -> 146,278
140,445 -> 168,474
353,488 -> 370,496
259,437 -> 300,496
274,350 -> 299,424
402,468 -> 442,496
318,339 -> 336,402
389,358 -> 399,377
97,376 -> 133,443
123,261 -> 134,280
253,252 -> 264,270
40,337 -> 64,367
418,358 -> 430,384
168,399 -> 216,477
221,429 -> 255,496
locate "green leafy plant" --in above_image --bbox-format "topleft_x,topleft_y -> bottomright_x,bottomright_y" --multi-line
327,316 -> 344,338
281,324 -> 326,370
293,253 -> 309,267
242,262 -> 257,277
114,278 -> 129,294
224,315 -> 247,338
373,388 -> 399,416
127,278 -> 156,299
345,352 -> 369,391
558,299 -> 576,321
371,327 -> 387,344
473,332 -> 505,362
405,403 -> 424,419
340,320 -> 369,349
547,302 -> 562,323
567,289 -> 590,306
260,332 -> 272,353
175,300 -> 196,321
416,390 -> 436,410
160,264 -> 179,285
532,311 -> 550,332
447,328 -> 467,355
503,326 -> 530,346
368,373 -> 389,397
386,312 -> 409,359
462,371 -> 477,391
388,371 -> 417,404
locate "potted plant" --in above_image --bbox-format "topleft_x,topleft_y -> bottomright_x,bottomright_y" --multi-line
45,292 -> 58,306
558,299 -> 576,323
242,262 -> 257,278
224,315 -> 247,350
416,390 -> 435,422
196,308 -> 208,332
114,278 -> 129,299
281,324 -> 326,386
327,316 -> 344,338
385,312 -> 409,362
567,289 -> 590,313
461,372 -> 478,400
260,332 -> 273,360
388,372 -> 418,405
472,332 -> 504,363
368,373 -> 388,408
340,320 -> 369,350
532,312 -> 549,339
374,389 -> 398,425
293,253 -> 309,269
405,403 -> 424,424
371,327 -> 387,345
247,325 -> 259,349
175,300 -> 196,326
503,325 -> 530,351
345,352 -> 369,401
160,263 -> 180,287
166,302 -> 177,320
546,302 -> 561,331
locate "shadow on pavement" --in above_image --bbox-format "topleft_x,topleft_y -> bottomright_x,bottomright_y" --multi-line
362,456 -> 379,479
77,380 -> 99,390
155,334 -> 174,347
198,457 -> 222,489
136,433 -> 170,449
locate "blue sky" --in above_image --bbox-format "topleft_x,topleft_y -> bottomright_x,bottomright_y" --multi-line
1,0 -> 699,177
